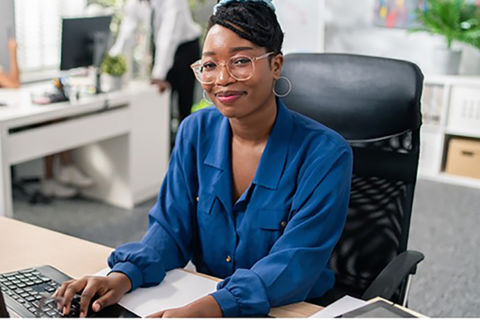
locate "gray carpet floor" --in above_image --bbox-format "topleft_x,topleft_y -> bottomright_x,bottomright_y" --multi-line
11,179 -> 480,317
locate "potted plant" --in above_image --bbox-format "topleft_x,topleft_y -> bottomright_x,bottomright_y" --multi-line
101,54 -> 127,91
410,0 -> 480,75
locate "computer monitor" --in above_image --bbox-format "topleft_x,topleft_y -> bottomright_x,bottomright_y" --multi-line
60,15 -> 112,70
60,15 -> 112,93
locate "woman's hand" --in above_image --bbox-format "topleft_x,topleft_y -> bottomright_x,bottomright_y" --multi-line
148,295 -> 223,318
53,272 -> 132,318
7,39 -> 17,56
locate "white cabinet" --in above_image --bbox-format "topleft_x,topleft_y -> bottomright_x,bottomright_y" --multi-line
419,75 -> 480,188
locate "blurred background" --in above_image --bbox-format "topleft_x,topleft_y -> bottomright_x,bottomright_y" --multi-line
1,0 -> 480,317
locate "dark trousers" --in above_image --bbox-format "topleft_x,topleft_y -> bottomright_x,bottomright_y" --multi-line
166,38 -> 201,123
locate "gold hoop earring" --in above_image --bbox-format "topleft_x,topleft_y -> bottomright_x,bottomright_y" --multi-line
203,90 -> 213,105
273,76 -> 292,98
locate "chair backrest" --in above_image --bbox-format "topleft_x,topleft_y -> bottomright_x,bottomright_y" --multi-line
279,53 -> 424,299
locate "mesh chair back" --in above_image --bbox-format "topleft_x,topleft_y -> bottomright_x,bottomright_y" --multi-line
279,53 -> 423,299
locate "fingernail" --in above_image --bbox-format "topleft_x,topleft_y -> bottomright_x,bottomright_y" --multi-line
93,303 -> 100,312
62,307 -> 66,315
80,311 -> 85,318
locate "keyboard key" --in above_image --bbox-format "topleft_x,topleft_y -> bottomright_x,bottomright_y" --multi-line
11,294 -> 20,300
25,296 -> 36,302
7,285 -> 17,290
32,302 -> 40,308
3,281 -> 11,286
19,269 -> 35,274
16,298 -> 26,304
34,279 -> 43,285
22,302 -> 32,308
45,286 -> 56,293
47,310 -> 58,317
25,281 -> 35,286
4,272 -> 19,277
32,271 -> 40,275
40,277 -> 51,283
17,283 -> 26,288
20,292 -> 30,298
24,287 -> 33,292
14,288 -> 25,294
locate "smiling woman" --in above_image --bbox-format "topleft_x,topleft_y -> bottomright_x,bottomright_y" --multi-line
53,0 -> 354,318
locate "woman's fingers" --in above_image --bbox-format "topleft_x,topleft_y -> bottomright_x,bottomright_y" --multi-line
61,278 -> 87,315
79,280 -> 102,318
91,289 -> 118,313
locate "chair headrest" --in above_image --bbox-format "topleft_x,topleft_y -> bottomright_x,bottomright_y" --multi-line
278,53 -> 424,141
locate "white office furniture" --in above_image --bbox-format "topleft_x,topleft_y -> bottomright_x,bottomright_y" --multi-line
419,75 -> 480,189
0,81 -> 170,217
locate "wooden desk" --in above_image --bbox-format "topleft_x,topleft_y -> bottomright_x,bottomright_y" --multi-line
0,217 -> 322,317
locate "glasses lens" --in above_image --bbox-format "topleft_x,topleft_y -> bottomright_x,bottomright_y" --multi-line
229,56 -> 253,81
192,56 -> 254,84
193,61 -> 216,84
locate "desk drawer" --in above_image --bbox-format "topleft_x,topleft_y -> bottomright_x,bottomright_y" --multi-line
7,108 -> 130,165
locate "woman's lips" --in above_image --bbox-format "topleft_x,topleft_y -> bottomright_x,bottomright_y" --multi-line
215,91 -> 245,104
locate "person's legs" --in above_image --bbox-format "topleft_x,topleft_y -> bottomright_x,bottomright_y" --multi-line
45,155 -> 54,179
59,151 -> 73,166
169,38 -> 201,122
56,151 -> 94,188
41,154 -> 77,198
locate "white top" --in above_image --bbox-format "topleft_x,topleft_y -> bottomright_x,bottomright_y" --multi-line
0,64 -> 4,73
110,0 -> 201,80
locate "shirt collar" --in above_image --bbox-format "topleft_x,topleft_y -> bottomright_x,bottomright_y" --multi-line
204,99 -> 293,190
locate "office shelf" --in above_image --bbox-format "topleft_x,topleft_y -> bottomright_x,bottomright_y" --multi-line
419,75 -> 480,189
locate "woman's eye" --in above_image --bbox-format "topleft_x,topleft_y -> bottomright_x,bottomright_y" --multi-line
232,58 -> 251,66
202,62 -> 216,70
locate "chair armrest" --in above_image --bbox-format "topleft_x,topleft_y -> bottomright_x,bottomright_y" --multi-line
361,250 -> 425,301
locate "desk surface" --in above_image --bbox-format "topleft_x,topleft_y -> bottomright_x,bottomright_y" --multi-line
0,217 -> 321,317
0,82 -> 148,128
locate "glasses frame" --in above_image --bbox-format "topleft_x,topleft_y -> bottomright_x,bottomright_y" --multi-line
191,51 -> 275,85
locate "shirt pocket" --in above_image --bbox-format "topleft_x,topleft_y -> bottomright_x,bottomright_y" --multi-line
197,192 -> 216,216
256,208 -> 289,231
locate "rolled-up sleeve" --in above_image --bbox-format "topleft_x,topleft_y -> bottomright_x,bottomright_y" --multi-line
211,146 -> 353,317
108,121 -> 197,290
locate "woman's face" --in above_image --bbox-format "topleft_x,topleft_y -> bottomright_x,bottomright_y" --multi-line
201,24 -> 283,120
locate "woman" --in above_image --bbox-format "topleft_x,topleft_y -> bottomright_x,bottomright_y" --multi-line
54,0 -> 353,317
0,39 -> 20,88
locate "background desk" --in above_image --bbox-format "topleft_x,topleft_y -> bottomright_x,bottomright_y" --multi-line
0,217 -> 322,317
0,82 -> 170,217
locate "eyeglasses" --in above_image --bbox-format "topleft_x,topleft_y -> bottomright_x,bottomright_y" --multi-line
190,52 -> 275,85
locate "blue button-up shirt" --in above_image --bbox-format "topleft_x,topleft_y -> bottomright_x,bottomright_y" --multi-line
108,99 -> 353,317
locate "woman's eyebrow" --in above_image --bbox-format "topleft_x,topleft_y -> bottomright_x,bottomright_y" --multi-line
202,47 -> 255,57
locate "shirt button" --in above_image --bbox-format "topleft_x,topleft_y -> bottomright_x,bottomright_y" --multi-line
196,197 -> 199,202
226,256 -> 232,263
281,221 -> 287,228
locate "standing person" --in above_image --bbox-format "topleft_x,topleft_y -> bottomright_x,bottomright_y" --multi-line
0,38 -> 20,88
110,0 -> 201,124
54,0 -> 353,317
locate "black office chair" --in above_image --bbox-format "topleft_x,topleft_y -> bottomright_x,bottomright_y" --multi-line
278,53 -> 425,307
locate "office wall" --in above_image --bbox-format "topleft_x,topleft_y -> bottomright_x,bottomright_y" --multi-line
324,0 -> 480,75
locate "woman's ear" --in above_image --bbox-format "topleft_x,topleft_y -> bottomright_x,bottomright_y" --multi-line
272,54 -> 284,79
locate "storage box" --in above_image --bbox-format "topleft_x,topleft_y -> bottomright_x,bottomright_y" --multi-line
445,138 -> 480,179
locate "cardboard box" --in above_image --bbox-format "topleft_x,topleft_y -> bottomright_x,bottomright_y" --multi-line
446,138 -> 480,179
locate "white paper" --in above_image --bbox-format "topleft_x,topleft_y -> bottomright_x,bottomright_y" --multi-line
95,268 -> 218,317
310,295 -> 368,318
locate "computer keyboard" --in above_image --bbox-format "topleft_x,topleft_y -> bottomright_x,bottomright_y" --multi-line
0,268 -> 82,318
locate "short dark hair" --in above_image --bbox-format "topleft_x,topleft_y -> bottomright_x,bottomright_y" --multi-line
207,1 -> 284,55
